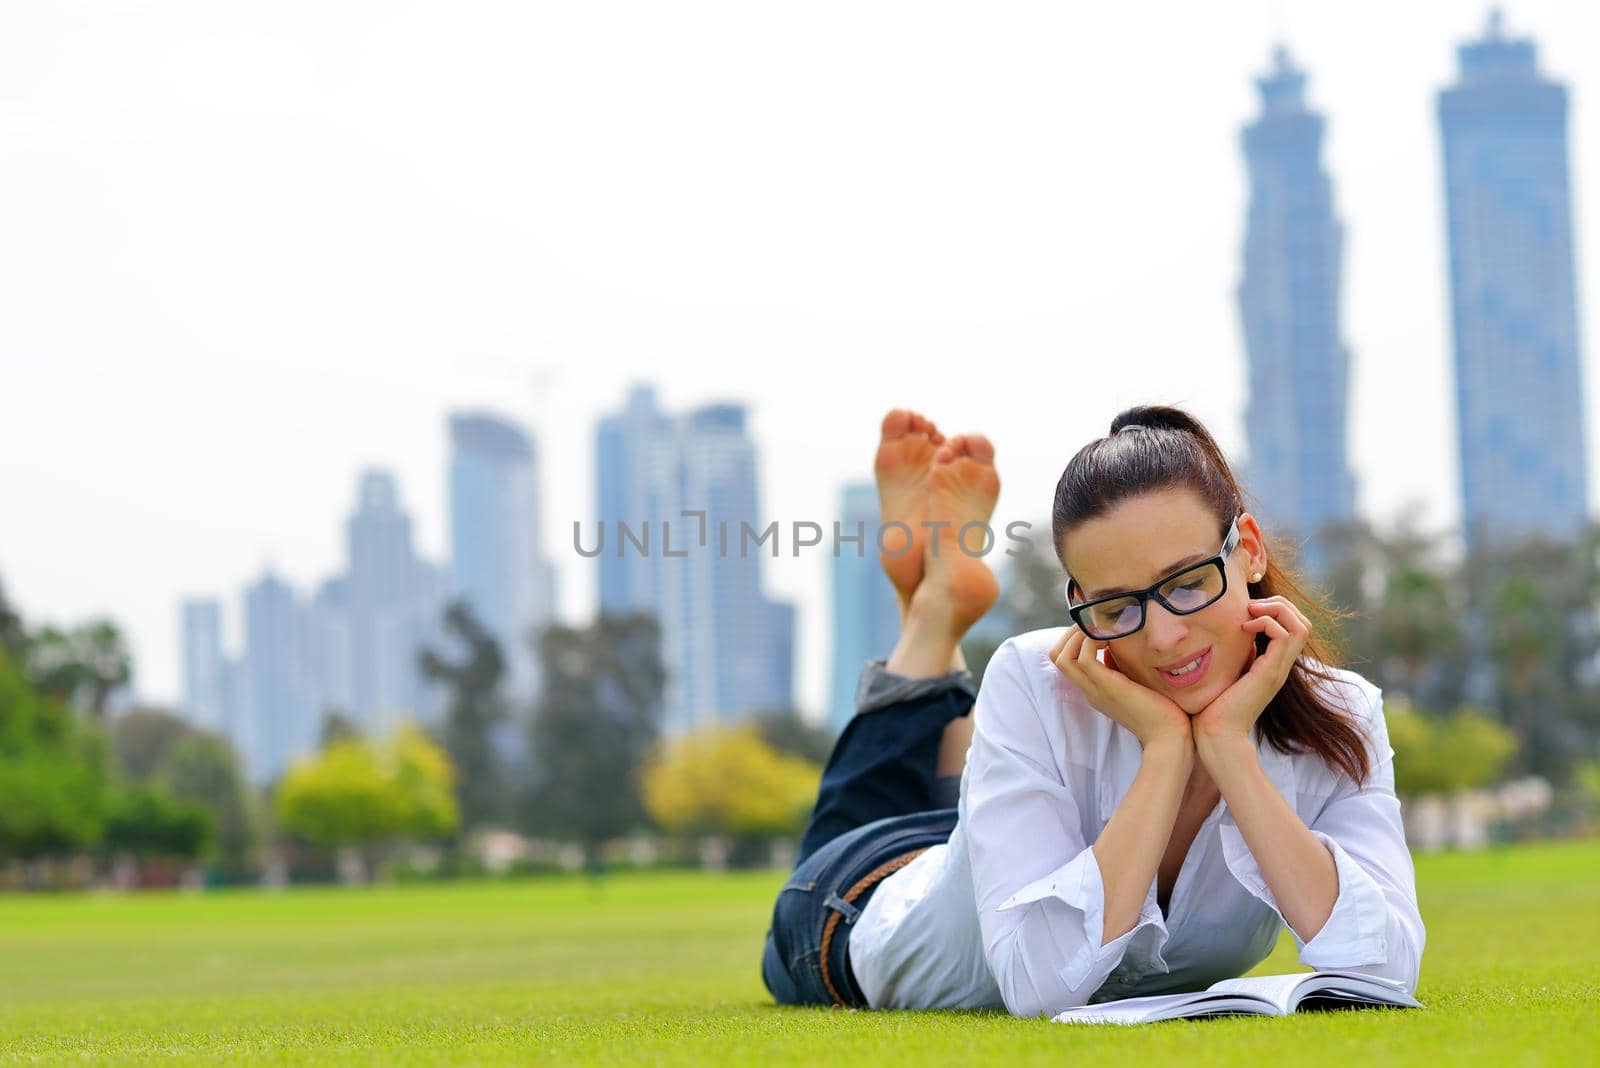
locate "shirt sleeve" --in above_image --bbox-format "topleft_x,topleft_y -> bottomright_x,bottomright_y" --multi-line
1217,678 -> 1426,994
962,638 -> 1171,1018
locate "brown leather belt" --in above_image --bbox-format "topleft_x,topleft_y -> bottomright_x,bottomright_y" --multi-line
818,847 -> 930,1007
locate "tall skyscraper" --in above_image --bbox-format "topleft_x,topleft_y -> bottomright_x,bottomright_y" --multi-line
448,412 -> 556,702
242,569 -> 314,785
179,598 -> 227,733
828,483 -> 900,732
596,385 -> 674,618
1438,11 -> 1589,553
1237,46 -> 1357,576
593,386 -> 795,734
343,469 -> 446,737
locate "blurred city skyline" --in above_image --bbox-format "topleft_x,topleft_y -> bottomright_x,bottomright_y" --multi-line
4,2 -> 1599,721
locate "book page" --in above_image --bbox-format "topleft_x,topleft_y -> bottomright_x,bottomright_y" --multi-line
1053,991 -> 1267,1025
1207,973 -> 1317,1014
1209,971 -> 1415,1014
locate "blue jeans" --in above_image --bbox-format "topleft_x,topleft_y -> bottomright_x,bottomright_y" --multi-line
760,658 -> 976,1008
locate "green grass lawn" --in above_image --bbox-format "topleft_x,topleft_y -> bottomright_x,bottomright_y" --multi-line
0,839 -> 1595,1065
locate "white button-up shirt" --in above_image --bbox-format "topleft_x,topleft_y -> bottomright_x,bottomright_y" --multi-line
847,625 -> 1426,1017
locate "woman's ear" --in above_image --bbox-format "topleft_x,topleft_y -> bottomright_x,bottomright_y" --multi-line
1236,511 -> 1269,580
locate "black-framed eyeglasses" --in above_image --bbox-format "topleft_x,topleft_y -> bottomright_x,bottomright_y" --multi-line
1063,515 -> 1242,640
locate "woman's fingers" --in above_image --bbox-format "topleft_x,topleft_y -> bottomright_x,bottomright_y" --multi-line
1050,627 -> 1072,663
1248,597 -> 1311,636
1077,628 -> 1103,669
1242,612 -> 1299,680
1052,626 -> 1085,678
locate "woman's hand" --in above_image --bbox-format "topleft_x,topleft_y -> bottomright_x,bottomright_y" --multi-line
1051,625 -> 1192,753
1191,597 -> 1312,756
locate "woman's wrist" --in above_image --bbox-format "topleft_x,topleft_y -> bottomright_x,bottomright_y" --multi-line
1194,729 -> 1256,782
1139,729 -> 1195,775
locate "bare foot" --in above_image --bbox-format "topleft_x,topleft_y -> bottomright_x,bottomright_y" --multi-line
920,433 -> 1001,630
874,408 -> 944,610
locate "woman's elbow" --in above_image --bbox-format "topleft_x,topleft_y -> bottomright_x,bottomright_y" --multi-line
991,948 -> 1095,1019
1347,913 -> 1425,995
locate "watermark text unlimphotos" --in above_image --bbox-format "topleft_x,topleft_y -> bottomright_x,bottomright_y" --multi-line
572,513 -> 1037,559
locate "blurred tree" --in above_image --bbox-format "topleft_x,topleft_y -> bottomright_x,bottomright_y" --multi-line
274,725 -> 459,869
0,578 -> 25,661
104,707 -> 258,879
387,724 -> 461,842
0,649 -> 107,860
641,723 -> 820,851
1374,565 -> 1463,707
319,709 -> 361,748
1317,517 -> 1383,669
418,601 -> 509,830
110,708 -> 191,781
275,740 -> 395,849
103,783 -> 212,860
26,620 -> 132,719
1387,699 -> 1517,797
158,732 -> 257,879
525,613 -> 665,867
1472,535 -> 1594,779
751,707 -> 835,765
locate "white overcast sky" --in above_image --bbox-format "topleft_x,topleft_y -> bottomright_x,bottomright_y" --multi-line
3,1 -> 1599,721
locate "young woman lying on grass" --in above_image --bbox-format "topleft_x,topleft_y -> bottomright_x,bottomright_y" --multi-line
761,404 -> 1425,1017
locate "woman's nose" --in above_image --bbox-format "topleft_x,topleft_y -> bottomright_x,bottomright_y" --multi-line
1142,598 -> 1191,652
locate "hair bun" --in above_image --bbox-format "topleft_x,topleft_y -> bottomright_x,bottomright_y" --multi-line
1109,405 -> 1196,437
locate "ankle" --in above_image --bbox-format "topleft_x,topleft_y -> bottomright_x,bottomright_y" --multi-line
886,592 -> 965,676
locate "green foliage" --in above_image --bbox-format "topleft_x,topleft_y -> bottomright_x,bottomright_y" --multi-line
106,706 -> 257,875
1320,517 -> 1600,785
526,614 -> 665,856
0,746 -> 106,858
103,783 -> 213,859
641,723 -> 821,838
155,732 -> 256,875
0,648 -> 107,858
25,620 -> 132,719
275,724 -> 459,849
110,708 -> 193,781
1387,699 -> 1518,796
418,601 -> 510,830
0,579 -> 24,661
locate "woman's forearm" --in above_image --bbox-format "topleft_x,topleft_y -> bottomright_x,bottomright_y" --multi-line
1092,734 -> 1192,943
1201,734 -> 1338,942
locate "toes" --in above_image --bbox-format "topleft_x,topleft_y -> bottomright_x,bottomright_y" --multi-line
932,434 -> 996,465
881,408 -> 943,445
880,408 -> 913,439
963,434 -> 996,464
908,410 -> 942,441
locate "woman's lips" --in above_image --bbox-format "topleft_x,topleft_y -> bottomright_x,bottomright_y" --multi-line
1160,647 -> 1212,689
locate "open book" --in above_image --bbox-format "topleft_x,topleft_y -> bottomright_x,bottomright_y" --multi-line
1052,970 -> 1421,1025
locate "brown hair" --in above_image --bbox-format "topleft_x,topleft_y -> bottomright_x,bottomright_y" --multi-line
1051,403 -> 1373,786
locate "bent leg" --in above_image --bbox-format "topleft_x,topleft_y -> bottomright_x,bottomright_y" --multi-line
795,658 -> 975,866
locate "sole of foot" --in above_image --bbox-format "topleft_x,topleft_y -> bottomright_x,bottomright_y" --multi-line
874,408 -> 945,606
921,433 -> 1002,630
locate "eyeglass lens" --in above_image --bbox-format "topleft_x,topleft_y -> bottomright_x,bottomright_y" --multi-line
1078,560 -> 1227,638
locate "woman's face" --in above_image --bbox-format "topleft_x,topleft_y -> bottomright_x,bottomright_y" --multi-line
1060,486 -> 1268,716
